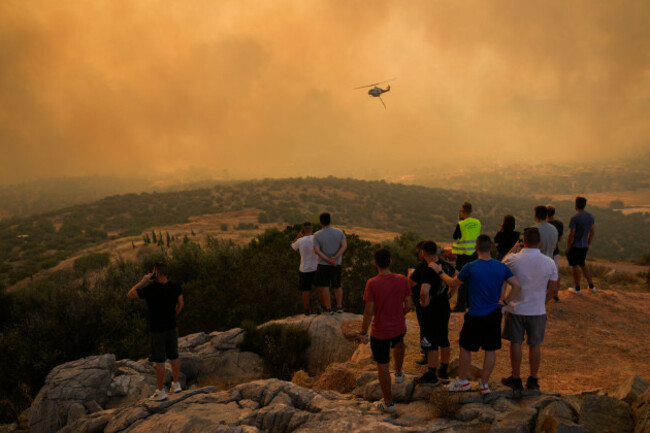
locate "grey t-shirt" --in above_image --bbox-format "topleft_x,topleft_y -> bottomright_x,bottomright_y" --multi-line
535,221 -> 558,258
313,226 -> 346,266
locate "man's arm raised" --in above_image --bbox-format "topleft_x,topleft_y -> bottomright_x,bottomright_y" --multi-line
127,273 -> 154,299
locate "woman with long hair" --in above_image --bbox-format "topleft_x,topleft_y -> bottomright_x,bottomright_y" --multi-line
494,215 -> 520,260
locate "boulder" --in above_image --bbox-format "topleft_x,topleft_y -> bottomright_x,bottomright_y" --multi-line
579,395 -> 634,433
198,350 -> 265,388
263,313 -> 358,374
611,375 -> 650,405
634,388 -> 650,433
28,354 -> 115,433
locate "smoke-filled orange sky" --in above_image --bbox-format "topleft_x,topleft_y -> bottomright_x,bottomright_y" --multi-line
1,0 -> 649,184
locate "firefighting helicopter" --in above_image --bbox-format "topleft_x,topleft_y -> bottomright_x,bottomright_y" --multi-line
354,78 -> 395,109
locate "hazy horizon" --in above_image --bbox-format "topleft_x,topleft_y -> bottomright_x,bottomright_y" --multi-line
1,0 -> 649,185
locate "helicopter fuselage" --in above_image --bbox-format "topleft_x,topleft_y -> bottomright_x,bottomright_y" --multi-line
368,85 -> 390,97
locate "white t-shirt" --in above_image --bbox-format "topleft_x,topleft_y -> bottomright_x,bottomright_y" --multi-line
291,235 -> 318,273
503,248 -> 558,316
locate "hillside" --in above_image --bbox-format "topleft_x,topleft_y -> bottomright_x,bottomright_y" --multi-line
1,177 -> 648,287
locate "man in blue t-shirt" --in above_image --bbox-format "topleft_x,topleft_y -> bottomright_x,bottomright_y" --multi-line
430,235 -> 521,395
566,196 -> 596,295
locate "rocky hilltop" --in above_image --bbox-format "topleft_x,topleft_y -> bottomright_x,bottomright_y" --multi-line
21,314 -> 650,433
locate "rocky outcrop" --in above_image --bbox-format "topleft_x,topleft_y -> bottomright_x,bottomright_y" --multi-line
28,354 -> 116,433
25,313 -> 650,433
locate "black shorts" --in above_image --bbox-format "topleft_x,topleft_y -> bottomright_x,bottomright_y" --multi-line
370,333 -> 405,364
314,264 -> 342,288
567,247 -> 588,267
150,328 -> 179,363
459,309 -> 502,352
298,271 -> 316,291
420,309 -> 451,350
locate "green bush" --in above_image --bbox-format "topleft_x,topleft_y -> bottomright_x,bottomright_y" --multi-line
239,321 -> 311,380
73,252 -> 111,275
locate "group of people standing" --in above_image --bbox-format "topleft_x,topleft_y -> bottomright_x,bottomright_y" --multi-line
355,197 -> 596,413
126,197 -> 596,406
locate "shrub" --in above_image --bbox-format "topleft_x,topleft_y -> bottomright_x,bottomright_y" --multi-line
239,321 -> 311,380
73,252 -> 111,275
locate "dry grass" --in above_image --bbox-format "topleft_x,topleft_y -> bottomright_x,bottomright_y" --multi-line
429,388 -> 461,419
291,370 -> 315,388
313,362 -> 359,393
402,287 -> 650,395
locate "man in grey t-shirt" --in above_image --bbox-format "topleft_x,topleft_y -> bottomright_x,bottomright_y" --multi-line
313,212 -> 347,314
533,206 -> 558,259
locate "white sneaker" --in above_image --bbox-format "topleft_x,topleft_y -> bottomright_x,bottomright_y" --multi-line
150,389 -> 168,401
376,399 -> 396,414
478,381 -> 491,395
446,378 -> 471,392
567,287 -> 581,295
170,381 -> 182,393
394,372 -> 404,384
590,286 -> 597,293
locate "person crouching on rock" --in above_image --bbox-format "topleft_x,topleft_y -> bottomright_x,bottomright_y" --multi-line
360,248 -> 414,414
127,262 -> 184,401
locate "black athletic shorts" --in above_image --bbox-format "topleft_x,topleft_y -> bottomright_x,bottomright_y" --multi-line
567,247 -> 588,267
420,309 -> 451,350
459,309 -> 502,352
370,333 -> 405,364
150,328 -> 179,363
314,264 -> 342,288
298,271 -> 316,291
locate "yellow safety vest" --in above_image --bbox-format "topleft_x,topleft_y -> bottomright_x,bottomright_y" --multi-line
452,217 -> 481,255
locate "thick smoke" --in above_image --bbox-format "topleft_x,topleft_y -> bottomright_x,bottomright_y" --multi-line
0,0 -> 648,183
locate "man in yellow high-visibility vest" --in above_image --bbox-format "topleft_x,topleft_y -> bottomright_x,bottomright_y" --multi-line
451,202 -> 481,312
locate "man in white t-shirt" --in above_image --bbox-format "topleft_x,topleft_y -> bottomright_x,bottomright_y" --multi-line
501,227 -> 558,395
291,222 -> 319,315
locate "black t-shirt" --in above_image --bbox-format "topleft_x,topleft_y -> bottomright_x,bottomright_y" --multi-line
420,261 -> 455,313
410,261 -> 428,306
548,220 -> 564,255
138,281 -> 182,332
494,230 -> 520,257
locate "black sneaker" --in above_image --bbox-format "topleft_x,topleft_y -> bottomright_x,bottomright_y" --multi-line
336,306 -> 343,313
438,369 -> 450,384
414,371 -> 439,385
501,376 -> 523,390
304,309 -> 311,316
526,377 -> 540,391
554,296 -> 560,302
328,308 -> 335,315
416,353 -> 428,366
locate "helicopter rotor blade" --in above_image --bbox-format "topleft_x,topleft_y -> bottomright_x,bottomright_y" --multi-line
353,77 -> 396,89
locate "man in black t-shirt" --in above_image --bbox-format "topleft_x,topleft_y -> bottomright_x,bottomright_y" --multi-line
413,241 -> 458,385
408,241 -> 428,365
128,262 -> 184,401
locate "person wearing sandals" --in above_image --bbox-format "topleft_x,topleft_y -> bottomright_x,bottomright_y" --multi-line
360,248 -> 414,413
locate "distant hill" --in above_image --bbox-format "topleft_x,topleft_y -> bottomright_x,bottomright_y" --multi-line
0,177 -> 648,286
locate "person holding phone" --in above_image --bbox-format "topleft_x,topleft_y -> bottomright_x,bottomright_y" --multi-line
127,262 -> 184,401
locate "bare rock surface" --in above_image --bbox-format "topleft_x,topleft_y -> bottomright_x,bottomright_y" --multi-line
28,354 -> 115,433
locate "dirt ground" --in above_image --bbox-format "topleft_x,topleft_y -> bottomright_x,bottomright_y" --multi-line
399,286 -> 650,394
